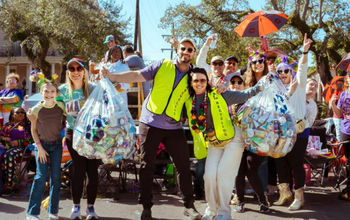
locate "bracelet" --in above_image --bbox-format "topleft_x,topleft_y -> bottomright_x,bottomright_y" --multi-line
302,51 -> 308,54
36,142 -> 42,146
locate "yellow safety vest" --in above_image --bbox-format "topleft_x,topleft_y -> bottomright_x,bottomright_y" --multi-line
146,60 -> 190,121
208,90 -> 235,141
185,100 -> 208,159
186,90 -> 235,142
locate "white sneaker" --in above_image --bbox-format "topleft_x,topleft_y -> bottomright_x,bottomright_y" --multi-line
70,205 -> 81,219
49,213 -> 59,220
86,206 -> 99,220
26,214 -> 40,220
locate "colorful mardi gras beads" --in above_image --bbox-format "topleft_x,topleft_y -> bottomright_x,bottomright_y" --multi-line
191,92 -> 208,133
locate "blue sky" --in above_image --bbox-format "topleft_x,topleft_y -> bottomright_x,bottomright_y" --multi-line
119,0 -> 266,63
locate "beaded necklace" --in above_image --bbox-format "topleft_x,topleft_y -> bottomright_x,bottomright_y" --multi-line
191,92 -> 208,133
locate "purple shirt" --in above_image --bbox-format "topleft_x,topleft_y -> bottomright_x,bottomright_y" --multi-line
337,91 -> 350,135
140,59 -> 191,130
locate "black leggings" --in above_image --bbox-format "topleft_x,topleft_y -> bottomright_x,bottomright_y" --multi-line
275,136 -> 309,190
66,129 -> 99,205
340,132 -> 350,189
235,150 -> 267,205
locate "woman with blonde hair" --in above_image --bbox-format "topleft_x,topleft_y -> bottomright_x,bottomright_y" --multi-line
57,58 -> 99,220
0,73 -> 24,124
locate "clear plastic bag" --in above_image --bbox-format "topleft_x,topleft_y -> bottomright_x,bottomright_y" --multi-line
73,77 -> 136,164
240,76 -> 297,158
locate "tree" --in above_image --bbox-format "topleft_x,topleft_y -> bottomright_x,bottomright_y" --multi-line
160,0 -> 350,84
0,0 -> 130,77
268,0 -> 350,83
160,0 -> 259,64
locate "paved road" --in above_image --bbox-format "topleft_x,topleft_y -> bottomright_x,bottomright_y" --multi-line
1,180 -> 349,220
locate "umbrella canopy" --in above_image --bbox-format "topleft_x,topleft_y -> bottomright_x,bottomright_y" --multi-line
322,76 -> 345,103
234,10 -> 288,37
337,53 -> 350,72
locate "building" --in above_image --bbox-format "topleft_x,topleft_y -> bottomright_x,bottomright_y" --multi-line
0,30 -> 64,95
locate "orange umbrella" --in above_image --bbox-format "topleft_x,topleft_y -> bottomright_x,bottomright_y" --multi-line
337,53 -> 350,72
234,10 -> 288,37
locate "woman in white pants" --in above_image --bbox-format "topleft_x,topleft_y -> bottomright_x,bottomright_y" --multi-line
185,68 -> 263,220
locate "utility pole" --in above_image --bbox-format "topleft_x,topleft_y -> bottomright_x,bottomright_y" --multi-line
161,24 -> 174,59
134,0 -> 140,51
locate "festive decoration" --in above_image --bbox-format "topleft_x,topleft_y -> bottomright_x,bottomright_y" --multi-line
274,55 -> 298,73
191,92 -> 208,133
29,70 -> 59,90
248,51 -> 266,61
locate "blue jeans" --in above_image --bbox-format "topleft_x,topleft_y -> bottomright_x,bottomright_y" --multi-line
27,140 -> 62,215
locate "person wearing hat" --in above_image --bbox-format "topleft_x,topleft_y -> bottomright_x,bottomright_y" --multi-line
228,72 -> 245,91
56,58 -> 99,219
103,38 -> 202,220
196,35 -> 228,89
224,56 -> 239,76
102,35 -> 118,62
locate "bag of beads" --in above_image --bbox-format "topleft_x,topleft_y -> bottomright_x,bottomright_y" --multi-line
73,77 -> 136,164
240,75 -> 297,158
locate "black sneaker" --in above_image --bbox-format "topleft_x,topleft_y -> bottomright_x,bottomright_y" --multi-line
141,209 -> 152,220
259,203 -> 271,213
233,202 -> 245,213
184,207 -> 202,220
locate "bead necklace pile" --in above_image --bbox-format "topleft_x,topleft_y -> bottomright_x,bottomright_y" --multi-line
191,92 -> 208,133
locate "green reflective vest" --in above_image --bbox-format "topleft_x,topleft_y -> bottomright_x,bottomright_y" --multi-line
186,90 -> 235,144
146,60 -> 190,121
185,100 -> 208,159
208,90 -> 235,141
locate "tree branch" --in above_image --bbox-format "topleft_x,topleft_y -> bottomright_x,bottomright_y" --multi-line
318,0 -> 324,27
270,0 -> 279,11
301,0 -> 309,21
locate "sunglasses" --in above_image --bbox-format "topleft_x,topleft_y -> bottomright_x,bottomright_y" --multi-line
180,47 -> 194,53
231,80 -> 243,85
14,111 -> 26,115
68,66 -> 84,72
212,62 -> 224,66
226,62 -> 237,66
251,59 -> 265,65
277,69 -> 291,75
192,79 -> 207,84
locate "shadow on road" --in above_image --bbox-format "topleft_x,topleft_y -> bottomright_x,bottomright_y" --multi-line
0,201 -> 26,214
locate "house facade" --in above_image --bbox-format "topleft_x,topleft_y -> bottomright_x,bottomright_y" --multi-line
0,30 -> 64,95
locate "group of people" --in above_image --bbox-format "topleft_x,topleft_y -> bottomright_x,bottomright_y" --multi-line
0,31 -> 349,220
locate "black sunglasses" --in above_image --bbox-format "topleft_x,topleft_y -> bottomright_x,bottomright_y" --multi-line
212,62 -> 224,66
231,80 -> 243,85
193,79 -> 207,84
251,59 -> 265,65
180,47 -> 194,53
68,66 -> 84,72
14,111 -> 26,114
277,69 -> 291,75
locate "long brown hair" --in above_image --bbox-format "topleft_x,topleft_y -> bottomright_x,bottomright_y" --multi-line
244,55 -> 269,87
65,67 -> 90,99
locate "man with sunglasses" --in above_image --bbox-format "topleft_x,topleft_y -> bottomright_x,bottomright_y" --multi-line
223,56 -> 239,76
196,35 -> 229,88
103,38 -> 202,220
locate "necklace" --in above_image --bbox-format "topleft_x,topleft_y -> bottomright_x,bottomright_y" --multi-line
191,92 -> 208,133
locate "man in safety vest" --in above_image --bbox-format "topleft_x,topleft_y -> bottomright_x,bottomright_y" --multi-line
103,38 -> 202,220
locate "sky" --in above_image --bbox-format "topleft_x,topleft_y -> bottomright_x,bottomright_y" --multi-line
118,0 -> 266,64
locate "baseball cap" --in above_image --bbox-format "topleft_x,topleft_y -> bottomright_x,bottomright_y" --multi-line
225,56 -> 239,63
67,58 -> 85,68
103,35 -> 115,44
179,38 -> 197,51
228,72 -> 244,82
211,56 -> 224,63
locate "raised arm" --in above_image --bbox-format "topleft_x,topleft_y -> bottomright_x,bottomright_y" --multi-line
296,33 -> 313,88
102,67 -> 146,83
196,36 -> 214,74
